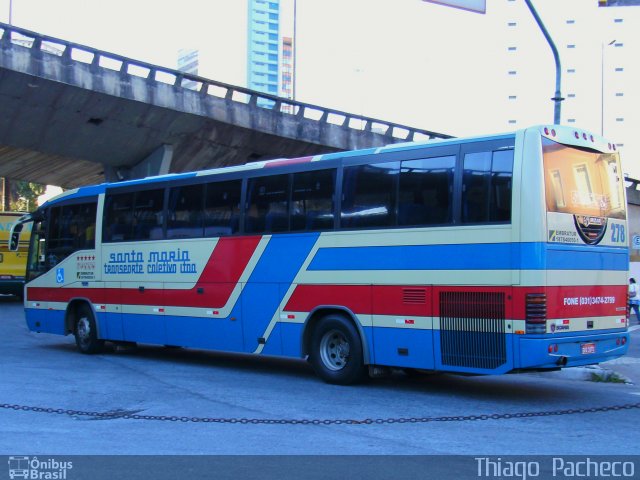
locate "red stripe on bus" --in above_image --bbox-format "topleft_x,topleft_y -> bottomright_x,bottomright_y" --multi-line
284,285 -> 373,314
197,236 -> 262,284
264,157 -> 313,168
27,236 -> 263,308
285,284 -> 627,320
28,275 -> 626,320
283,285 -> 441,316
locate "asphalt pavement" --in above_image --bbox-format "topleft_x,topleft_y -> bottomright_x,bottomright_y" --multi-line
2,294 -> 640,459
598,322 -> 640,385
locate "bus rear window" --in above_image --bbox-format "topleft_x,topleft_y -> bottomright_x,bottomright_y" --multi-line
543,138 -> 625,219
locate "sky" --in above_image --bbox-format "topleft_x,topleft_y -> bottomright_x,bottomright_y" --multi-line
0,0 -> 509,136
1,0 -> 637,177
1,0 -> 224,67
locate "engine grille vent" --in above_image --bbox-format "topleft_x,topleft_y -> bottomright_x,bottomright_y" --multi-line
439,291 -> 507,370
403,288 -> 426,304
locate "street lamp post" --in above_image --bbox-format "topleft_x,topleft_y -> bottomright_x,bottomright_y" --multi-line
601,39 -> 616,136
524,0 -> 563,125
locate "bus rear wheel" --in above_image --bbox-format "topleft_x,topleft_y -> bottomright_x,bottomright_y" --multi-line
74,304 -> 104,354
309,314 -> 366,385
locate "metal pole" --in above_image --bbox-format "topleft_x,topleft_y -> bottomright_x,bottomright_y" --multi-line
524,0 -> 563,125
601,39 -> 615,136
8,0 -> 12,25
601,42 -> 605,136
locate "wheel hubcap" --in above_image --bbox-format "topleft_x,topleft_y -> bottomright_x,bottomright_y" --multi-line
77,317 -> 91,347
319,329 -> 350,371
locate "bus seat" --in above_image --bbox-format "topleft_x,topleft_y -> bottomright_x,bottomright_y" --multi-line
265,211 -> 288,232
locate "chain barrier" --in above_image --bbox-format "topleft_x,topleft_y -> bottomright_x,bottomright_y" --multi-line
2,402 -> 640,425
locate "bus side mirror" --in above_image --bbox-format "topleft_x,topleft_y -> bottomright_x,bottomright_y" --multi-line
9,223 -> 23,251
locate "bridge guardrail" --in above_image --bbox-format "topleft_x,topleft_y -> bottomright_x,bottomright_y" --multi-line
0,22 -> 452,143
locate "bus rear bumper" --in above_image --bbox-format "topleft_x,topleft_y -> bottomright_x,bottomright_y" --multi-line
516,331 -> 630,370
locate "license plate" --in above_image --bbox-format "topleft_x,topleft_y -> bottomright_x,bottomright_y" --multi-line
581,343 -> 596,355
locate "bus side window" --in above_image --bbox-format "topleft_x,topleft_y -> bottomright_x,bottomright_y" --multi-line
46,201 -> 97,268
462,149 -> 513,224
168,184 -> 205,239
245,174 -> 289,234
204,180 -> 242,236
71,203 -> 97,249
103,193 -> 133,242
490,150 -> 514,222
462,152 -> 492,223
291,169 -> 336,231
399,156 -> 455,226
341,162 -> 399,229
132,189 -> 165,241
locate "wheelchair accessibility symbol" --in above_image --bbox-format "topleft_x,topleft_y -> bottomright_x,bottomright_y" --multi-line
56,268 -> 64,284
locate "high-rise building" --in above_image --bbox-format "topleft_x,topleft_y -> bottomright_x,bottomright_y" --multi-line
497,0 -> 639,174
247,0 -> 281,98
281,36 -> 293,100
175,1 -> 292,101
177,48 -> 200,90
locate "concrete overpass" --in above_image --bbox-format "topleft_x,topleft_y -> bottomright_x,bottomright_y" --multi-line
0,22 -> 451,189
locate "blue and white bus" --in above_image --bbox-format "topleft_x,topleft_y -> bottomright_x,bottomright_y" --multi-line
11,125 -> 630,384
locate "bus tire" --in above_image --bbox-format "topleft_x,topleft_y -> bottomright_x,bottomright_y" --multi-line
74,303 -> 104,354
309,314 -> 366,385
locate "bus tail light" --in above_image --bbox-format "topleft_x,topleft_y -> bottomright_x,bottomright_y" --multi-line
526,293 -> 547,334
626,291 -> 630,322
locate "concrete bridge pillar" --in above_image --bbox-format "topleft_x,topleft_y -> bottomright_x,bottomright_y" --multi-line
104,144 -> 173,182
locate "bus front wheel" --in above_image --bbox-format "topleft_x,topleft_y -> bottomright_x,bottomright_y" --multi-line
74,304 -> 104,354
309,314 -> 366,385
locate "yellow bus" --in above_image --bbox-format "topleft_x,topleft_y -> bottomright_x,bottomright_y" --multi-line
0,212 -> 30,297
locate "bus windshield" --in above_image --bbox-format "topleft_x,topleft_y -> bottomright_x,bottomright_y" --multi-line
543,138 -> 625,220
